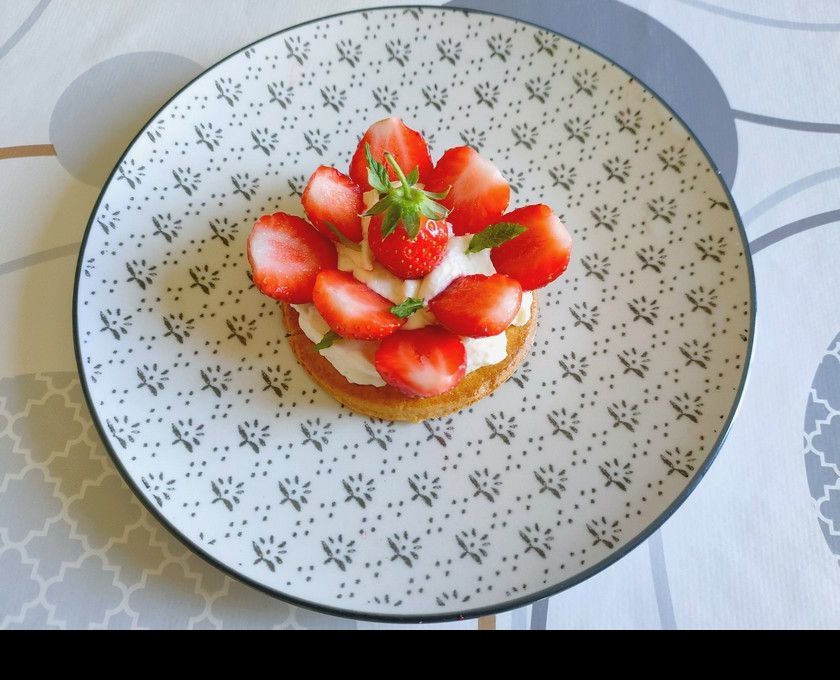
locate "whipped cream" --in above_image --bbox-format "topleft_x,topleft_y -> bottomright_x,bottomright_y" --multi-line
294,300 -> 517,382
337,245 -> 420,303
513,291 -> 533,327
417,235 -> 495,302
463,291 -> 532,371
292,303 -> 386,387
301,192 -> 534,386
464,333 -> 508,373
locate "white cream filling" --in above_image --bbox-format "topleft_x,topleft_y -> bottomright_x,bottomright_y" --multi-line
417,235 -> 496,302
337,246 -> 421,305
305,191 -> 532,385
291,303 -> 385,387
512,290 -> 533,327
464,333 -> 508,373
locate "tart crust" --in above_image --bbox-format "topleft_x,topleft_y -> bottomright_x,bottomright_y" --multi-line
282,294 -> 537,422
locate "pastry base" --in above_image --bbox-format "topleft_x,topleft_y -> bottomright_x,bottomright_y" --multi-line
281,295 -> 537,422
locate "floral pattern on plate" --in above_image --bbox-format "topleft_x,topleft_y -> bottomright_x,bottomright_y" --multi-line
75,7 -> 753,620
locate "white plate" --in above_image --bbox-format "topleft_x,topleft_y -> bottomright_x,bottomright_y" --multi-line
74,6 -> 754,621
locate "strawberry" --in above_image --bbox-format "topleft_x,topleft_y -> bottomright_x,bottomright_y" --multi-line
374,327 -> 467,397
361,145 -> 451,278
429,274 -> 523,337
301,165 -> 364,243
369,214 -> 449,279
349,117 -> 434,190
489,204 -> 572,290
312,269 -> 404,340
247,212 -> 337,303
424,146 -> 510,235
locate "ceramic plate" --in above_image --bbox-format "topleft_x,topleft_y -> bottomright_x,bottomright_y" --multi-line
73,6 -> 754,621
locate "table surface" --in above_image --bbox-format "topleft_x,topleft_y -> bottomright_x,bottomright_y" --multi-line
2,0 -> 840,629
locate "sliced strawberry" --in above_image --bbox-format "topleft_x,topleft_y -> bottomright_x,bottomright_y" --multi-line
312,270 -> 404,340
429,274 -> 522,337
490,204 -> 572,290
247,212 -> 337,303
424,146 -> 510,235
349,117 -> 434,190
301,166 -> 364,243
368,215 -> 449,279
375,327 -> 466,397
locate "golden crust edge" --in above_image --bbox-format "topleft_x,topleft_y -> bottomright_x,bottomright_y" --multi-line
281,295 -> 537,423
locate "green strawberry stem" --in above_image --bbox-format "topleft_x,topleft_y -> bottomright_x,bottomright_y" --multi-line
384,152 -> 411,193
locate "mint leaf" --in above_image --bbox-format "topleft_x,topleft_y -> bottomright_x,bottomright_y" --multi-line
466,222 -> 527,253
314,330 -> 341,351
324,221 -> 360,250
390,297 -> 424,318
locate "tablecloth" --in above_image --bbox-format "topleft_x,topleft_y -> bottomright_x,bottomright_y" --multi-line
2,0 -> 840,629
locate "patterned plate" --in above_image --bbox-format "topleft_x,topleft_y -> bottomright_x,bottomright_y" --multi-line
73,6 -> 754,621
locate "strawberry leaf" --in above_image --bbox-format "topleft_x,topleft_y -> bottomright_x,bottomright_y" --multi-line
365,143 -> 390,193
362,194 -> 394,216
466,222 -> 527,253
366,152 -> 452,241
381,204 -> 402,237
402,208 -> 421,239
418,198 -> 449,221
314,330 -> 341,351
423,187 -> 450,200
390,297 -> 424,318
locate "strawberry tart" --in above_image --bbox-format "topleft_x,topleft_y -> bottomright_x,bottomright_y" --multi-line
246,117 -> 572,421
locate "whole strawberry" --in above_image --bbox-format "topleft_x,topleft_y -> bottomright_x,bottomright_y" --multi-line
363,145 -> 451,279
369,214 -> 450,279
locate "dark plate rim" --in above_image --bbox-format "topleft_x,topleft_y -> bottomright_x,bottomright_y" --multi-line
72,3 -> 757,624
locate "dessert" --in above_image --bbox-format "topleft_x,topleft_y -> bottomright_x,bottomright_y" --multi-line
246,117 -> 572,422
